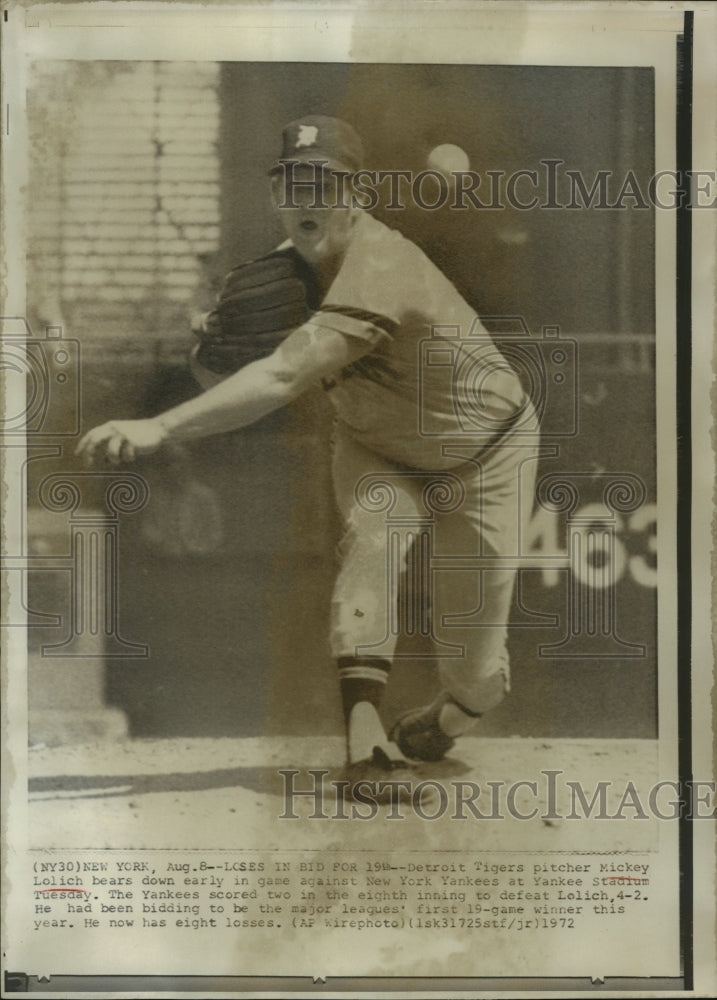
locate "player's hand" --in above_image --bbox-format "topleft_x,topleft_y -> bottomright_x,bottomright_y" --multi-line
76,418 -> 168,466
190,310 -> 212,340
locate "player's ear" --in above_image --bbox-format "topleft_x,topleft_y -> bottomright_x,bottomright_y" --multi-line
346,197 -> 363,227
269,174 -> 283,211
345,176 -> 364,220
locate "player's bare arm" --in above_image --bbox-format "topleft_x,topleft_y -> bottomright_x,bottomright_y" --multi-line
75,322 -> 373,465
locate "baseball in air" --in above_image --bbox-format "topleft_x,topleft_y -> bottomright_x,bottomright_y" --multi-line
426,143 -> 471,176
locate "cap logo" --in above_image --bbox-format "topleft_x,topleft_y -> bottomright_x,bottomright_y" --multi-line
295,124 -> 319,149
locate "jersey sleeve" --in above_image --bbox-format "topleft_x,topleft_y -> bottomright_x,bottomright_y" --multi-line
320,214 -> 426,329
309,306 -> 396,348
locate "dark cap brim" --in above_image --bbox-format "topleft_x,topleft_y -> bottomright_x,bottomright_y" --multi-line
268,156 -> 357,177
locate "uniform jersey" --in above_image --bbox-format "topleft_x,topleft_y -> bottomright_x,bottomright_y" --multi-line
306,212 -> 527,470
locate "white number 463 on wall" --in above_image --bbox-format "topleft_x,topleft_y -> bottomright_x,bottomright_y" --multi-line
526,503 -> 657,590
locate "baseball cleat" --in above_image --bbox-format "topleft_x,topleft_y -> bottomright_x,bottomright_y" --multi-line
340,744 -> 415,803
389,701 -> 454,762
389,692 -> 481,762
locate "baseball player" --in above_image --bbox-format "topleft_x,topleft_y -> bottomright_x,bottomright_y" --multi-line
77,116 -> 540,783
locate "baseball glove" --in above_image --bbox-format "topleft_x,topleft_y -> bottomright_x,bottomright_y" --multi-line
194,248 -> 318,375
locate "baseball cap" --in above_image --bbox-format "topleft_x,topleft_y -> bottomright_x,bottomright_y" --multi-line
270,115 -> 364,175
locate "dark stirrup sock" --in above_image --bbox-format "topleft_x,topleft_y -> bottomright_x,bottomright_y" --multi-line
337,656 -> 391,722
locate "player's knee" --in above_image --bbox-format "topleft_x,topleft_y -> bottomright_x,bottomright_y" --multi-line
481,669 -> 510,712
338,510 -> 427,570
459,666 -> 510,715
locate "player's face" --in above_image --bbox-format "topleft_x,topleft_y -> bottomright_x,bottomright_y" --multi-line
272,166 -> 357,268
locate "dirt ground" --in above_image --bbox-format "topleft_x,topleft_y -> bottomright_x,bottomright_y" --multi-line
28,735 -> 661,853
